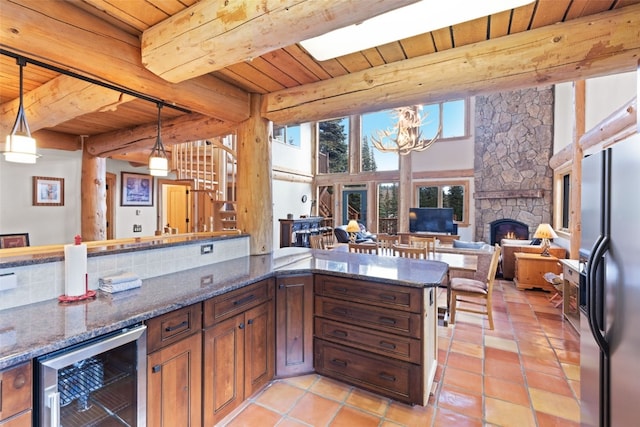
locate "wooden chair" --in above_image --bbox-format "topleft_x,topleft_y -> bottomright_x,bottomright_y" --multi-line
449,244 -> 501,330
392,244 -> 427,259
348,242 -> 378,255
408,236 -> 436,255
376,233 -> 399,256
309,234 -> 324,249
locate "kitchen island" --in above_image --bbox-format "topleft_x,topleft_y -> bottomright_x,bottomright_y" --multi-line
0,247 -> 447,423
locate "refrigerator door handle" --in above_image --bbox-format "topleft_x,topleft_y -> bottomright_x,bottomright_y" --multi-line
588,234 -> 609,356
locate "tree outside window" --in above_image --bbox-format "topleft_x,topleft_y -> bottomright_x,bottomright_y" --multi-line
319,118 -> 349,173
417,183 -> 467,223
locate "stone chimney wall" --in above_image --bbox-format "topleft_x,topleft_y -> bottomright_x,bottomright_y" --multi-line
474,87 -> 554,242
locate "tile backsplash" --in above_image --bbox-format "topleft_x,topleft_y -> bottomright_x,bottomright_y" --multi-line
0,236 -> 249,311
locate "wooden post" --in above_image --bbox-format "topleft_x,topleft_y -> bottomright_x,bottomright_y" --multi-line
81,141 -> 107,241
398,154 -> 412,233
570,81 -> 585,258
237,94 -> 273,255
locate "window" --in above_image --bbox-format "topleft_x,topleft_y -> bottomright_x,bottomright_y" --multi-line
378,182 -> 399,234
415,181 -> 469,225
318,117 -> 349,174
362,110 -> 398,172
554,169 -> 571,233
273,124 -> 301,147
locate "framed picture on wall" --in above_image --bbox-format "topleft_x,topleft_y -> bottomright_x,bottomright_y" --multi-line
121,172 -> 153,207
32,176 -> 64,206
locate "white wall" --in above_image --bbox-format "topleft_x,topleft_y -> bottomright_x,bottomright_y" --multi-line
107,159 -> 161,239
271,123 -> 314,249
0,148 -> 82,245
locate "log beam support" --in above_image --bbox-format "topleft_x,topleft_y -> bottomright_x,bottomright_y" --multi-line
237,94 -> 273,254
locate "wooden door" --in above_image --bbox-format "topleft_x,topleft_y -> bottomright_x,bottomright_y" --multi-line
203,313 -> 244,426
147,332 -> 202,427
244,301 -> 274,397
166,184 -> 190,233
275,275 -> 314,377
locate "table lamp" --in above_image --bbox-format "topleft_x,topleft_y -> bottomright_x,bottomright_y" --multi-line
533,223 -> 558,256
346,220 -> 361,244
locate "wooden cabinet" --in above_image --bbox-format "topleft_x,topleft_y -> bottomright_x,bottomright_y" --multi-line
146,303 -> 202,427
0,362 -> 31,427
203,279 -> 274,426
313,274 -> 435,406
514,253 -> 562,291
561,260 -> 581,333
275,275 -> 314,377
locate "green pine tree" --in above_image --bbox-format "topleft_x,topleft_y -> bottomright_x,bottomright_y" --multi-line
319,120 -> 348,173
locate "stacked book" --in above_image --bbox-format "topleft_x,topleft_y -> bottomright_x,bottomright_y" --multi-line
99,272 -> 141,293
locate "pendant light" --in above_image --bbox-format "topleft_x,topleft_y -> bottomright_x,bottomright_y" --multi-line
3,57 -> 38,164
149,102 -> 169,176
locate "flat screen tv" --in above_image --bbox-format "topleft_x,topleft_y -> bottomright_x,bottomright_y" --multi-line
409,208 -> 455,234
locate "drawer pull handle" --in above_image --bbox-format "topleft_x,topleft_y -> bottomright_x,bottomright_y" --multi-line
379,293 -> 397,301
379,317 -> 397,325
165,320 -> 189,332
152,365 -> 161,373
379,373 -> 397,382
239,322 -> 245,330
331,307 -> 348,316
379,341 -> 396,350
13,373 -> 26,389
330,358 -> 348,367
333,287 -> 348,293
234,294 -> 255,306
248,319 -> 254,325
331,329 -> 348,338
279,284 -> 285,289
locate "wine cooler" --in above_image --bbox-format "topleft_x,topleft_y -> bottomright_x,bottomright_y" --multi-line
36,324 -> 147,426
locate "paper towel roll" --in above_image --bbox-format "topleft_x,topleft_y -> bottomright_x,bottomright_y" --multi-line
64,242 -> 87,297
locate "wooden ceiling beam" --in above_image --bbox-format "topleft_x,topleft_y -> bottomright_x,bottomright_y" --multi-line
0,74 -> 132,136
85,113 -> 235,158
1,0 -> 250,123
141,0 -> 417,83
262,4 -> 640,124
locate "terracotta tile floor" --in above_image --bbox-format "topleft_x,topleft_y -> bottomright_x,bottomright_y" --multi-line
218,280 -> 581,427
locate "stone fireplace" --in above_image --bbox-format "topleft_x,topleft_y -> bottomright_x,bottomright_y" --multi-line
473,87 -> 554,242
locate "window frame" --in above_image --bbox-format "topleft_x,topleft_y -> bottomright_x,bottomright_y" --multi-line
273,123 -> 302,147
553,164 -> 572,237
413,180 -> 470,227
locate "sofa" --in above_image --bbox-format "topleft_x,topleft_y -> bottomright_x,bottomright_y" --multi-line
500,239 -> 566,280
334,224 -> 376,244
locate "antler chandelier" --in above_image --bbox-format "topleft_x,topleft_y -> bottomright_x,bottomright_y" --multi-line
371,105 -> 441,155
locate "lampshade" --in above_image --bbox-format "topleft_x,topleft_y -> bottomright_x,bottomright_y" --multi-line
346,220 -> 360,233
533,223 -> 558,239
4,134 -> 37,164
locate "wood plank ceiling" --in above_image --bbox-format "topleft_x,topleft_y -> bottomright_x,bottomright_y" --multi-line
1,0 -> 639,160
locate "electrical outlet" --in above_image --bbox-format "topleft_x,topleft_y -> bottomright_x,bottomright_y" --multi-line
201,244 -> 213,254
133,224 -> 142,232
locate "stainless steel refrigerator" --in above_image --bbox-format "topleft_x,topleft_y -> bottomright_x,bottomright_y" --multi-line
579,132 -> 640,427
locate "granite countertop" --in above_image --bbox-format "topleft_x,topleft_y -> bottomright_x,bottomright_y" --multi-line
0,247 -> 448,369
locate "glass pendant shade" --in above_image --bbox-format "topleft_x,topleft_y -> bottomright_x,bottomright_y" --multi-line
4,134 -> 37,164
149,155 -> 168,176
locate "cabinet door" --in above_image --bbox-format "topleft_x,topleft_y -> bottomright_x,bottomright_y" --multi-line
276,275 -> 314,376
147,332 -> 202,427
203,313 -> 244,427
244,302 -> 274,397
0,362 -> 31,422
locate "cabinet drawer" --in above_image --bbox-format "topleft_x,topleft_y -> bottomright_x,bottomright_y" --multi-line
315,274 -> 421,312
315,296 -> 421,338
0,362 -> 31,422
314,317 -> 421,363
563,263 -> 579,284
204,279 -> 272,328
314,339 -> 421,405
146,303 -> 202,353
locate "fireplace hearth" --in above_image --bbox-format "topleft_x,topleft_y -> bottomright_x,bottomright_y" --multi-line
490,219 -> 529,245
